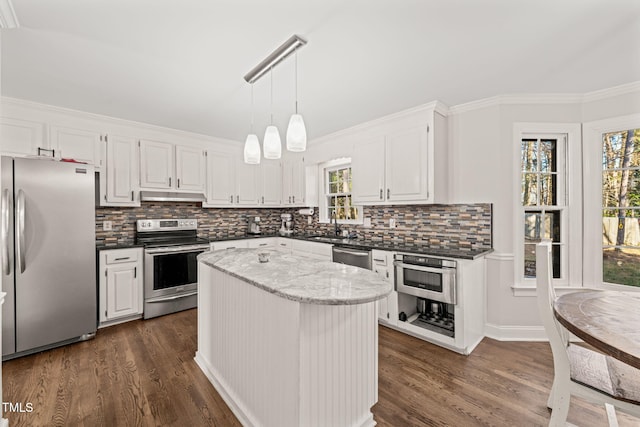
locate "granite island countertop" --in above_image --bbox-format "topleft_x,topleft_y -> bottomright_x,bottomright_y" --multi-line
198,248 -> 392,305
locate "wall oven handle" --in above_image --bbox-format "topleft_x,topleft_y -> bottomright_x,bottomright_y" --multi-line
146,291 -> 198,303
145,245 -> 210,254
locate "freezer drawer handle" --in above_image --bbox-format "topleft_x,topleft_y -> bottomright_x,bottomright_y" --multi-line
1,189 -> 11,275
16,189 -> 26,273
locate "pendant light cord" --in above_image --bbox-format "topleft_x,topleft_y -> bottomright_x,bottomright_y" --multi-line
270,67 -> 274,125
250,83 -> 254,132
295,48 -> 298,114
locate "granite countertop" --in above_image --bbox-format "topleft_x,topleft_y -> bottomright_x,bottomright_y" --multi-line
208,233 -> 493,260
198,248 -> 392,305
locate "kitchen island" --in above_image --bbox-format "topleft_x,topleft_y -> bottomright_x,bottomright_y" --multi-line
196,248 -> 392,427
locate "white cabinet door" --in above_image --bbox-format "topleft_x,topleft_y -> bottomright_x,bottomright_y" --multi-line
211,240 -> 248,251
206,150 -> 235,206
105,263 -> 141,321
139,139 -> 174,189
176,145 -> 206,192
99,248 -> 143,325
385,127 -> 429,202
247,238 -> 276,249
104,134 -> 138,205
235,160 -> 259,205
259,160 -> 282,206
49,125 -> 102,166
352,136 -> 385,204
0,117 -> 44,156
283,158 -> 305,206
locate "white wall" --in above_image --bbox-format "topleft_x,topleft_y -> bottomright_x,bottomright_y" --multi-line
448,85 -> 640,340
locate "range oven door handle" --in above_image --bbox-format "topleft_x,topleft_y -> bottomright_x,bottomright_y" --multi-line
146,291 -> 198,303
145,245 -> 210,255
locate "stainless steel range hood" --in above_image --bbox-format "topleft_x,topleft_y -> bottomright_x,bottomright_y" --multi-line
140,191 -> 206,203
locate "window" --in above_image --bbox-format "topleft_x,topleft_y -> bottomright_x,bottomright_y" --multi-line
319,159 -> 363,224
520,134 -> 567,280
601,128 -> 640,287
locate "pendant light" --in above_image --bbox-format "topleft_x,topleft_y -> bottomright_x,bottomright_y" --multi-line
243,83 -> 261,164
263,67 -> 282,159
286,48 -> 307,152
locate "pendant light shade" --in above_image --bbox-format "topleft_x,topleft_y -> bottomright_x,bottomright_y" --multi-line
263,125 -> 282,159
286,114 -> 306,151
244,133 -> 261,164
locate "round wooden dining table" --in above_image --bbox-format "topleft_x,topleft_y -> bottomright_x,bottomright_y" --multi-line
554,290 -> 640,369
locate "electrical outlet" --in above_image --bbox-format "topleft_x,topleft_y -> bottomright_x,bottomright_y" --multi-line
363,218 -> 372,228
103,221 -> 113,231
307,216 -> 312,225
389,218 -> 396,228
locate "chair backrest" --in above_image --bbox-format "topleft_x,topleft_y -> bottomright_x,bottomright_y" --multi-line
536,241 -> 570,368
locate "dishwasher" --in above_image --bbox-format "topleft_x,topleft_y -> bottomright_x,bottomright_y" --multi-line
331,246 -> 372,270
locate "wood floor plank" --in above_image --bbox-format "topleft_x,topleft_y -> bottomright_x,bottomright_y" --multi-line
3,309 -> 639,426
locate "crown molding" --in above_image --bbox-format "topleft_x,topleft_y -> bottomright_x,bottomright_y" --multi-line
449,81 -> 640,116
0,0 -> 19,28
582,80 -> 640,103
310,100 -> 449,146
1,96 -> 240,147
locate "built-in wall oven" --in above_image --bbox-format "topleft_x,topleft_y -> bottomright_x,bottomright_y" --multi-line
394,253 -> 457,337
137,219 -> 210,319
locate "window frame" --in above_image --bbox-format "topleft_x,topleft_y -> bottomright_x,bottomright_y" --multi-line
583,114 -> 640,291
318,158 -> 363,225
513,123 -> 582,293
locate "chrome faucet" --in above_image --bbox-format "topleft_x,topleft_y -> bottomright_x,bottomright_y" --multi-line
332,212 -> 342,236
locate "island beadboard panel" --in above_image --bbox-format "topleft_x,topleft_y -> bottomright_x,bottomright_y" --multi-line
96,203 -> 492,249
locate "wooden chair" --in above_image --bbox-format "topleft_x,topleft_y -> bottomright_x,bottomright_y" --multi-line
535,241 -> 640,426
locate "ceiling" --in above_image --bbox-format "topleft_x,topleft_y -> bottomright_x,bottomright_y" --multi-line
2,0 -> 640,143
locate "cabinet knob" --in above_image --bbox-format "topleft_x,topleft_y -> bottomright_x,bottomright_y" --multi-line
177,178 -> 180,188
292,195 -> 295,203
236,195 -> 239,203
169,177 -> 172,187
387,188 -> 390,199
230,195 -> 233,203
261,196 -> 264,204
379,189 -> 383,200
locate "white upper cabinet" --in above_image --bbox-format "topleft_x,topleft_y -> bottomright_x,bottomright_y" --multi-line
139,139 -> 206,192
205,150 -> 236,206
139,139 -> 174,189
352,105 -> 448,205
282,156 -> 305,206
0,117 -> 45,157
352,137 -> 386,204
49,125 -> 103,167
176,145 -> 206,192
385,127 -> 429,202
259,160 -> 282,206
235,159 -> 260,205
101,134 -> 139,206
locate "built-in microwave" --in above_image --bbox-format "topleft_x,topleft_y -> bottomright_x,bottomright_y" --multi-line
394,253 -> 457,305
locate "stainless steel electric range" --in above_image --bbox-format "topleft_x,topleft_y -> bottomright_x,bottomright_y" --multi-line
136,218 -> 210,319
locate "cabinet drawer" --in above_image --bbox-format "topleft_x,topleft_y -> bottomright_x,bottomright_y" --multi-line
104,248 -> 140,264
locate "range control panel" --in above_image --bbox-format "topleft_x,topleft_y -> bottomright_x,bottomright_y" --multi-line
136,218 -> 197,232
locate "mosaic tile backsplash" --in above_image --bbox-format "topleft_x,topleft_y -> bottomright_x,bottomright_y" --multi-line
96,203 -> 492,249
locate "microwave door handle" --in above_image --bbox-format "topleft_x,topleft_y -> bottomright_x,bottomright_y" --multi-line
1,189 -> 11,275
394,262 -> 453,275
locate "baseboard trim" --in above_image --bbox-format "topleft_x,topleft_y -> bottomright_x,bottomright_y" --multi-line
484,323 -> 548,341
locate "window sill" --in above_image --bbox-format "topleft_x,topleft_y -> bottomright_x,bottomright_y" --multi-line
318,218 -> 364,225
511,283 -> 591,297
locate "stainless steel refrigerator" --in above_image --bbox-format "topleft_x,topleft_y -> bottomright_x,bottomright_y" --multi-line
1,156 -> 96,359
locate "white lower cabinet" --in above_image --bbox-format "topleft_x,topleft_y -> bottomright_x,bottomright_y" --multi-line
372,250 -> 398,325
98,248 -> 143,326
290,239 -> 332,261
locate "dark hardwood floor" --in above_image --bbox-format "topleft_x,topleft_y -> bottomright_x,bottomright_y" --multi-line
3,309 -> 639,426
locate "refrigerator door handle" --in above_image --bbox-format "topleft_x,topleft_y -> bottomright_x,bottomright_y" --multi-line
16,189 -> 26,273
1,189 -> 11,275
